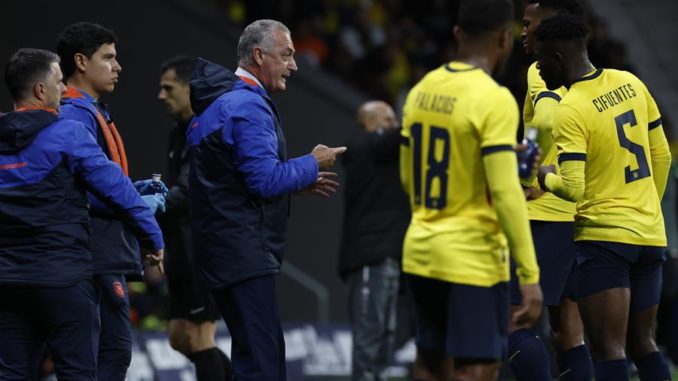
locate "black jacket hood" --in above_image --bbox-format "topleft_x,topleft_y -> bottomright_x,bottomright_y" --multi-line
190,58 -> 240,115
0,110 -> 57,154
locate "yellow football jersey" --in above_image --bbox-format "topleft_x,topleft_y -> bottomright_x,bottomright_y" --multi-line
400,61 -> 537,287
552,68 -> 667,246
523,62 -> 576,221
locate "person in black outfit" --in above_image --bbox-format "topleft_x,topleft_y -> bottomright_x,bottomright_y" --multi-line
339,100 -> 411,381
157,56 -> 233,380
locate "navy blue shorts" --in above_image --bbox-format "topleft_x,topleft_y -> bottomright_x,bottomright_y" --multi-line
407,275 -> 508,360
511,220 -> 577,306
575,240 -> 666,311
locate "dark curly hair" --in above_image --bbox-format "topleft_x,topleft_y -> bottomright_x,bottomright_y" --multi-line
457,0 -> 514,36
528,0 -> 586,18
57,22 -> 117,79
534,13 -> 590,42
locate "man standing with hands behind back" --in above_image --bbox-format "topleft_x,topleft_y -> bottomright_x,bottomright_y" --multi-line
188,19 -> 346,380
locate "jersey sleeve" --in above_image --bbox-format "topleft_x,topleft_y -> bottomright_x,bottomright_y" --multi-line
478,87 -> 519,152
553,103 -> 588,158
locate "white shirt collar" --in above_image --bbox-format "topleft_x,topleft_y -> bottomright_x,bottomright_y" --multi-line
235,67 -> 264,89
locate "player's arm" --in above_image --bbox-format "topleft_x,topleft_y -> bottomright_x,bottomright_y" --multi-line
480,89 -> 539,284
541,104 -> 587,202
483,150 -> 539,284
642,83 -> 672,199
649,120 -> 671,200
530,90 -> 562,163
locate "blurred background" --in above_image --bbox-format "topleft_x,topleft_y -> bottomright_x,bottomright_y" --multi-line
2,0 -> 678,379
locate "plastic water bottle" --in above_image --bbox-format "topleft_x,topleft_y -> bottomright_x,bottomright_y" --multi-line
518,127 -> 539,179
149,173 -> 165,195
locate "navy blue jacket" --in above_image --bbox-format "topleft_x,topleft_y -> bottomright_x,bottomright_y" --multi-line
187,59 -> 318,289
0,110 -> 163,287
60,92 -> 142,276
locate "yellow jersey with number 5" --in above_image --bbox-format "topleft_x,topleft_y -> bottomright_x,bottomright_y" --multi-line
553,68 -> 666,246
400,61 -> 525,287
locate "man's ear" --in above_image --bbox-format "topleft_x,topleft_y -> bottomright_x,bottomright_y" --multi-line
253,47 -> 265,66
74,53 -> 88,73
498,27 -> 512,50
33,81 -> 47,101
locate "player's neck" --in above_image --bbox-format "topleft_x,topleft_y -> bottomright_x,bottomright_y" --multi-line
67,76 -> 101,100
455,53 -> 494,75
455,43 -> 500,75
565,56 -> 595,87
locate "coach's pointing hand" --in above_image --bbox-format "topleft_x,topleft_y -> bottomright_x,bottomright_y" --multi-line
311,145 -> 347,169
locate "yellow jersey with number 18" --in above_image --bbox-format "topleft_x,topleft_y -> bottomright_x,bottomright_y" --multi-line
553,68 -> 666,246
400,61 -> 534,287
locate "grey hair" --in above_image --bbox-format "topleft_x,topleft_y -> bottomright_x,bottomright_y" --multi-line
237,19 -> 290,67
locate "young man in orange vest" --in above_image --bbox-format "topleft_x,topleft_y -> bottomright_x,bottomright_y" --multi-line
57,22 -> 166,380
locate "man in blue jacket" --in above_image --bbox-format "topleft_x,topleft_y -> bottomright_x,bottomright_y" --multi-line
0,48 -> 164,380
188,19 -> 346,380
56,22 -> 166,380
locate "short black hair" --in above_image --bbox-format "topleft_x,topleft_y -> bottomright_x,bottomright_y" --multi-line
457,0 -> 515,36
4,48 -> 60,101
56,22 -> 117,79
535,13 -> 589,42
527,0 -> 586,18
160,56 -> 197,84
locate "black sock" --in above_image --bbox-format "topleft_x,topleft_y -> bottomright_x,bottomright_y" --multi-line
187,347 -> 228,381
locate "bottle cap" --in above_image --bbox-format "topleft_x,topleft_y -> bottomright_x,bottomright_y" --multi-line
526,127 -> 538,141
152,173 -> 161,182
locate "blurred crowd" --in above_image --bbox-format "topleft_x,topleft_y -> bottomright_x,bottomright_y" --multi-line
202,0 -> 641,116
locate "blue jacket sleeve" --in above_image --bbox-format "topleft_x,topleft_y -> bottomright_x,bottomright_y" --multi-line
64,123 -> 164,250
60,103 -> 119,218
228,101 -> 318,199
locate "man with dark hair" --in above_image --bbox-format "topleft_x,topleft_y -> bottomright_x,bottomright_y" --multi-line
57,22 -> 166,380
507,1 -> 593,380
0,48 -> 164,380
188,19 -> 346,380
158,55 -> 233,381
400,1 -> 543,380
536,14 -> 672,381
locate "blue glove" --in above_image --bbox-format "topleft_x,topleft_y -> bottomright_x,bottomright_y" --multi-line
134,179 -> 169,196
141,194 -> 166,214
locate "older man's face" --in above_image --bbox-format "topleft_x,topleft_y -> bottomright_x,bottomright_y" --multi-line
259,29 -> 297,93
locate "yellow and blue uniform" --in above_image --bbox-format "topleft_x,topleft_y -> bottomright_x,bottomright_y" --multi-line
510,62 -> 580,307
400,61 -> 539,359
523,62 -> 576,221
545,68 -> 671,308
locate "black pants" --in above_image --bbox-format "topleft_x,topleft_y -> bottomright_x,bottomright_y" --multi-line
212,274 -> 286,380
0,279 -> 99,380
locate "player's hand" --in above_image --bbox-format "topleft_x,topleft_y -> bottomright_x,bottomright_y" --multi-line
537,164 -> 556,191
515,144 -> 542,179
311,145 -> 347,169
524,186 -> 545,200
300,172 -> 340,198
144,249 -> 165,275
513,283 -> 543,328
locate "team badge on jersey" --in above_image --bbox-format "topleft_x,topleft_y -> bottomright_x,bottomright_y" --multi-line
113,281 -> 125,298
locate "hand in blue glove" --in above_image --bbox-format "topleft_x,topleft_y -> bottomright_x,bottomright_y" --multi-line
141,194 -> 167,214
134,179 -> 169,196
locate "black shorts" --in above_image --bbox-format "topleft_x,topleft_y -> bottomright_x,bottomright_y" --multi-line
511,220 -> 578,306
408,274 -> 509,360
575,240 -> 666,311
167,278 -> 221,322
